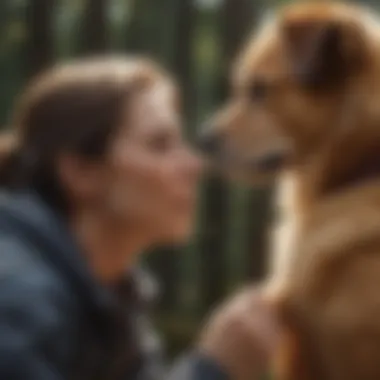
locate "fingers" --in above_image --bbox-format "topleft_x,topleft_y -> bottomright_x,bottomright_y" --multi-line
198,286 -> 281,380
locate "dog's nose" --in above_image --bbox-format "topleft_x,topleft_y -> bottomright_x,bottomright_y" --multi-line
256,151 -> 287,171
197,129 -> 222,156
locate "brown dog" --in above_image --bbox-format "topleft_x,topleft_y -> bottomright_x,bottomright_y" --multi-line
200,2 -> 380,379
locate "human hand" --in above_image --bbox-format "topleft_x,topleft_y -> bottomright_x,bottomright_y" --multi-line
198,287 -> 279,380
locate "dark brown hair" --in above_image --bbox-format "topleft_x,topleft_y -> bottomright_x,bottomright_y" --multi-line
0,56 -> 170,212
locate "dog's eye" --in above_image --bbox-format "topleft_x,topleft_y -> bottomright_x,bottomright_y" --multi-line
249,79 -> 269,102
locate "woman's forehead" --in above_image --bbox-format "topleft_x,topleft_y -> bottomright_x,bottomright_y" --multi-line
152,81 -> 179,112
122,80 -> 180,135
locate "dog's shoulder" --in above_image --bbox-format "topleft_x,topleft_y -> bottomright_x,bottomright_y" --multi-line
289,180 -> 380,299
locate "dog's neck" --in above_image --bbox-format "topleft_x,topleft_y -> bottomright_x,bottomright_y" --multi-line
292,125 -> 380,212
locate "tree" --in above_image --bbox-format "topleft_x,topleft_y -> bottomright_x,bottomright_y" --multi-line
125,0 -> 167,60
25,0 -> 55,77
81,0 -> 108,54
172,0 -> 196,126
220,0 -> 253,65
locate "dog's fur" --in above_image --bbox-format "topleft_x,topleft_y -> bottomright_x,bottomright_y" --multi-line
202,2 -> 380,379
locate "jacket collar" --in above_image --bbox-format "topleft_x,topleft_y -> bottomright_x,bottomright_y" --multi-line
0,190 -> 120,318
0,190 -> 158,312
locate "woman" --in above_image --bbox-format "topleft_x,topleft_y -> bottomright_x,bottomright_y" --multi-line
0,57 -> 278,380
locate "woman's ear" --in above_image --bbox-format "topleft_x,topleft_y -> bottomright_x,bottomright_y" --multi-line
56,153 -> 107,206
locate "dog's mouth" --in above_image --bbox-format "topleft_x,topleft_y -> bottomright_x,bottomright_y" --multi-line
203,148 -> 291,182
252,150 -> 289,173
197,131 -> 292,181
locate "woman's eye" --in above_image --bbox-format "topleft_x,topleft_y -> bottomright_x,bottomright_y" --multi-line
249,79 -> 269,102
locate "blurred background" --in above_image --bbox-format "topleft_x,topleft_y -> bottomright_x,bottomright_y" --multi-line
0,0 -> 377,358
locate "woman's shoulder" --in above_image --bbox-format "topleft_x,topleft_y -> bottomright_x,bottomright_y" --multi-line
0,232 -> 77,319
0,191 -> 87,316
0,232 -> 82,377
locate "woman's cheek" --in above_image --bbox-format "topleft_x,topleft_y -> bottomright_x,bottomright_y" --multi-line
108,172 -> 166,220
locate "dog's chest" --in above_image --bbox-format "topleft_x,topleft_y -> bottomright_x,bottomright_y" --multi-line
264,173 -> 301,298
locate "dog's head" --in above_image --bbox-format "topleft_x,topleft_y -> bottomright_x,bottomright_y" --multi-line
200,2 -> 377,184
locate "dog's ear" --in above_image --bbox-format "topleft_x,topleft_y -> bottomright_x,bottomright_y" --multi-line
282,19 -> 365,90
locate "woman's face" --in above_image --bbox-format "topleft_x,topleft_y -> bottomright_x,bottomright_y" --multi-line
103,80 -> 203,245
